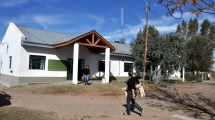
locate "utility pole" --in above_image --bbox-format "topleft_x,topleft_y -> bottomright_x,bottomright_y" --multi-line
142,1 -> 150,85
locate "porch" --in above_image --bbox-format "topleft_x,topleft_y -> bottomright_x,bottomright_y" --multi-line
53,30 -> 115,85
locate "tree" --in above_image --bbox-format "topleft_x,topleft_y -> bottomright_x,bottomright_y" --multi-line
188,18 -> 199,37
209,23 -> 215,40
200,19 -> 211,35
131,26 -> 185,78
176,24 -> 182,33
130,26 -> 159,70
158,34 -> 186,75
183,19 -> 215,73
157,0 -> 215,19
186,35 -> 214,73
176,20 -> 188,41
181,20 -> 188,36
143,26 -> 160,68
130,30 -> 144,69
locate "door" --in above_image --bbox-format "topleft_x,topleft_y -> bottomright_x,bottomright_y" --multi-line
78,59 -> 85,80
98,60 -> 105,78
67,58 -> 73,80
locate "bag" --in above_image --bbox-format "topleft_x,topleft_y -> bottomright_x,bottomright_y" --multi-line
135,84 -> 145,97
122,87 -> 128,97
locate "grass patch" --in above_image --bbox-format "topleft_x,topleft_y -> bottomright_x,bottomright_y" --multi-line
40,80 -> 127,96
39,80 -> 165,96
0,106 -> 56,120
12,79 -> 187,96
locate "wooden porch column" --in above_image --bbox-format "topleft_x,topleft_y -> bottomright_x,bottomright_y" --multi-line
73,43 -> 79,85
103,48 -> 110,84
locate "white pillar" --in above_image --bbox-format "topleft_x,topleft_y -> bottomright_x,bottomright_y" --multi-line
103,48 -> 110,84
72,43 -> 79,85
182,67 -> 185,82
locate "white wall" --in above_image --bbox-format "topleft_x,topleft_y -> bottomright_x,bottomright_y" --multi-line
77,46 -> 134,78
0,24 -> 134,78
109,56 -> 133,77
72,45 -> 105,77
170,70 -> 181,78
0,23 -> 24,76
19,45 -> 75,77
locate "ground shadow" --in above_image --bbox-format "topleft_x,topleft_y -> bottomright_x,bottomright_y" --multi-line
122,104 -> 141,115
146,87 -> 215,119
109,72 -> 117,82
0,91 -> 11,107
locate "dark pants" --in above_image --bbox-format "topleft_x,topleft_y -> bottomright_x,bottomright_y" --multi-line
126,90 -> 143,114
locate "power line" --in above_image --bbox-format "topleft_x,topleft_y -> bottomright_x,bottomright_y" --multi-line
104,6 -> 147,38
104,1 -> 157,39
150,9 -> 178,33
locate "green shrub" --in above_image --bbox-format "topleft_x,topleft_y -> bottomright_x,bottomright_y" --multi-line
185,73 -> 199,81
210,71 -> 215,79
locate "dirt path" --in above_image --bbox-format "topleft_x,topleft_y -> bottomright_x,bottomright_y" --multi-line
0,82 -> 214,120
5,92 -> 174,120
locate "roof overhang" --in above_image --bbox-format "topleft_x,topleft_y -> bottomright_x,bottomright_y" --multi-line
21,41 -> 53,48
53,30 -> 116,52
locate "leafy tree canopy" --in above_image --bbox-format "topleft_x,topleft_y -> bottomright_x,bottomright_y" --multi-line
131,26 -> 185,75
200,19 -> 211,35
176,18 -> 215,73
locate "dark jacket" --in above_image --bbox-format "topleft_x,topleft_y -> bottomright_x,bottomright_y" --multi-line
127,77 -> 138,91
83,68 -> 90,75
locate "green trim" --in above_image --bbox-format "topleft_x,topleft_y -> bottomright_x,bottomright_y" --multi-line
48,59 -> 67,71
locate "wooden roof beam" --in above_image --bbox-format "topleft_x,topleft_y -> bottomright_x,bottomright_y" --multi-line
94,39 -> 100,45
86,38 -> 92,44
78,42 -> 108,49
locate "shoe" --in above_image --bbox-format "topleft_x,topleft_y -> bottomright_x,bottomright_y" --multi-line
123,112 -> 130,116
139,110 -> 144,116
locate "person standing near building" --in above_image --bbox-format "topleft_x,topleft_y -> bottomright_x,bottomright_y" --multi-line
123,71 -> 143,116
83,65 -> 90,85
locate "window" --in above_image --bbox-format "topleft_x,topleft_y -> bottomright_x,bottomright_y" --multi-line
124,63 -> 133,72
98,60 -> 105,72
9,56 -> 12,69
29,55 -> 46,70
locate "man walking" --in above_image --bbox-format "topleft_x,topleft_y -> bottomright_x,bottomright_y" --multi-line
123,71 -> 143,116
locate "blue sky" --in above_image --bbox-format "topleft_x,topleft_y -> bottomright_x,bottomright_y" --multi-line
0,0 -> 215,43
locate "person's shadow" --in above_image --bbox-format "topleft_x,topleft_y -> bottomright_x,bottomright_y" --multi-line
122,104 -> 140,115
0,91 -> 11,107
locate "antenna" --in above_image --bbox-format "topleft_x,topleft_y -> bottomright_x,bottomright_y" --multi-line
121,0 -> 124,40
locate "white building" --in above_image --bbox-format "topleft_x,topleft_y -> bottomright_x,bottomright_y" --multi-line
0,23 -> 134,87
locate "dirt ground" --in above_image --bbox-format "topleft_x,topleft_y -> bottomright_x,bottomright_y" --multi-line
0,82 -> 214,120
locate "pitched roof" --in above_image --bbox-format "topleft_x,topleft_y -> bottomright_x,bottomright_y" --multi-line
110,42 -> 132,57
17,26 -> 75,45
17,25 -> 132,56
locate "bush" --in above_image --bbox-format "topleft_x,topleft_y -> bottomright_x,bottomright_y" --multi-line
185,73 -> 200,81
210,71 -> 215,80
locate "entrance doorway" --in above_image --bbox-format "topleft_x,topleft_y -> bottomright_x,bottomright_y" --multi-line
67,58 -> 73,80
78,59 -> 85,80
98,60 -> 105,79
67,58 -> 85,80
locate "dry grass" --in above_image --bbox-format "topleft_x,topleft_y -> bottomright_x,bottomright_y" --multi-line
38,80 -> 126,96
9,79 -> 185,96
37,80 -> 166,96
0,106 -> 57,120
